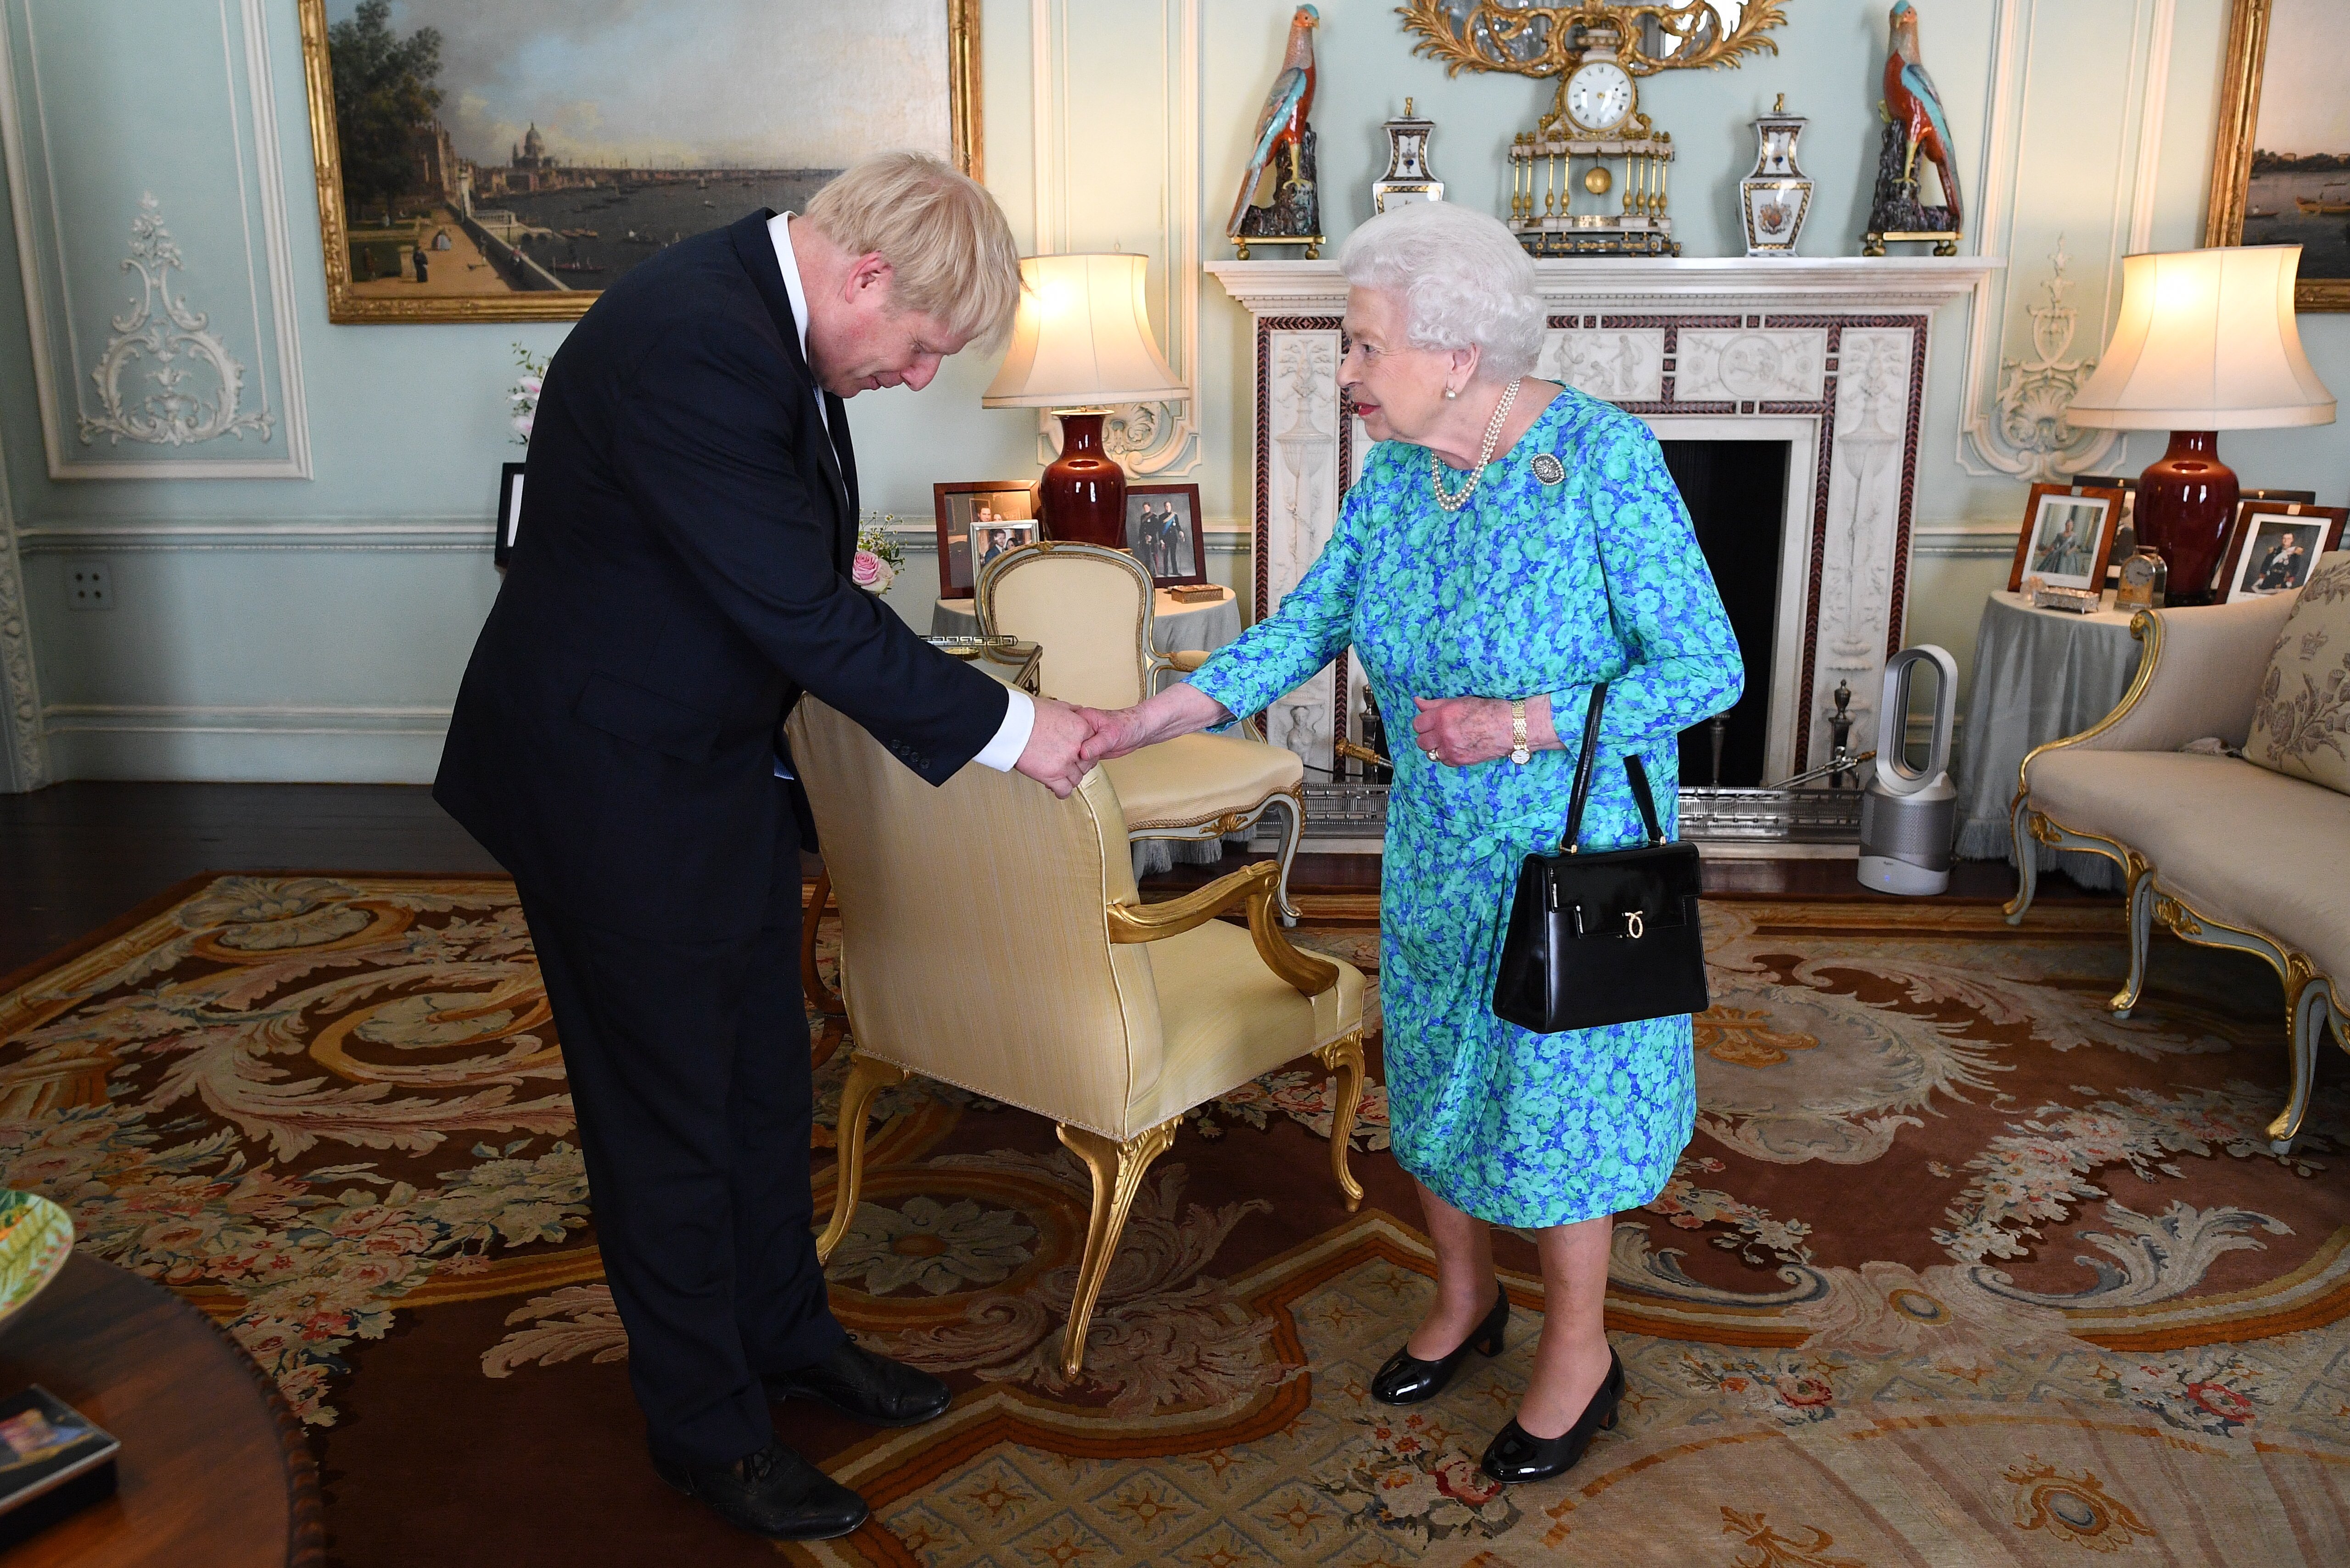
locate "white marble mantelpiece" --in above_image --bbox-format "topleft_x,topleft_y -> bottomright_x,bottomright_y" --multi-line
1206,256 -> 2003,786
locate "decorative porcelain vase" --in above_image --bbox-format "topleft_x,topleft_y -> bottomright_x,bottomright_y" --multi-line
1740,101 -> 1812,257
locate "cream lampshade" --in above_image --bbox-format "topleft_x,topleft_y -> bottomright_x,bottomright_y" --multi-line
983,253 -> 1184,548
2066,246 -> 2335,601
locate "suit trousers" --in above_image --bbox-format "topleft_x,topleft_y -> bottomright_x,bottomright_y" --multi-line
518,801 -> 843,1465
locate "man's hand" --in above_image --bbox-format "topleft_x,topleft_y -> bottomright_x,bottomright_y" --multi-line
1014,698 -> 1103,798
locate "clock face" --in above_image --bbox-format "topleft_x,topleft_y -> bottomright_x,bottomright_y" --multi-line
1565,61 -> 1634,131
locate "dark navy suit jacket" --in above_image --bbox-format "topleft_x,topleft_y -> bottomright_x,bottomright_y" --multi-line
436,209 -> 1007,940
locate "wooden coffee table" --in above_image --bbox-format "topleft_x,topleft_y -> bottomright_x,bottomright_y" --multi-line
0,1253 -> 319,1566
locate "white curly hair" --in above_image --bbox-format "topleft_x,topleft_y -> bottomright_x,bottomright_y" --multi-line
1338,202 -> 1544,382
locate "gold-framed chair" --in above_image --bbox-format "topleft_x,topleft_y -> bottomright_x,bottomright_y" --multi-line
975,541 -> 1307,923
786,694 -> 1365,1378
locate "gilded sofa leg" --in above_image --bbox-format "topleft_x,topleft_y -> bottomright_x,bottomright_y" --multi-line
1271,789 -> 1306,928
1316,1030 -> 1366,1213
1054,1118 -> 1181,1379
815,1054 -> 909,1262
2269,959 -> 2327,1155
801,868 -> 846,1018
2112,857 -> 2155,1017
2002,796 -> 2040,925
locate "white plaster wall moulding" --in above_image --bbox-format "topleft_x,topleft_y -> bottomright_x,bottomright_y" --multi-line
1028,0 -> 1200,479
1955,0 -> 2172,481
1209,257 -> 2001,782
0,0 -> 309,480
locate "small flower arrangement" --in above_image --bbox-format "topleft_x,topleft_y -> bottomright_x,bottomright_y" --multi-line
508,343 -> 548,445
853,516 -> 907,594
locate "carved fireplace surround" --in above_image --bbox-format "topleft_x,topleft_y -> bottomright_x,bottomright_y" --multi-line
1205,256 -> 2002,802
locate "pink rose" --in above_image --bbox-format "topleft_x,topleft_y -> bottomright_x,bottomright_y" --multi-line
850,550 -> 894,593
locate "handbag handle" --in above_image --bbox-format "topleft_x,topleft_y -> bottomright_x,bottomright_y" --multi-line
1559,682 -> 1666,852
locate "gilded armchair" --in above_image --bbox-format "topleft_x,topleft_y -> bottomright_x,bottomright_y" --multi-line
784,695 -> 1366,1378
975,541 -> 1307,923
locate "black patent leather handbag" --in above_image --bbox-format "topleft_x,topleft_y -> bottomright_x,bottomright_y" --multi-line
1491,683 -> 1709,1034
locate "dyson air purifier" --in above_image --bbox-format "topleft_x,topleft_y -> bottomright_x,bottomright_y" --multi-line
1858,644 -> 1958,896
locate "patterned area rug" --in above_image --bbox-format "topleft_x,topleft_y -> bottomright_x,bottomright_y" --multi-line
2,876 -> 2347,1566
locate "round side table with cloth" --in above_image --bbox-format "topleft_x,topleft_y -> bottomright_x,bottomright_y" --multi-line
932,585 -> 1250,877
1950,589 -> 2147,890
930,584 -> 1242,658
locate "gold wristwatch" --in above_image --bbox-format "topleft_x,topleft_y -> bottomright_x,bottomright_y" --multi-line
1509,699 -> 1531,765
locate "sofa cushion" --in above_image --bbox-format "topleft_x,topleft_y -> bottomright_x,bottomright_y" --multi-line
2245,550 -> 2350,795
2030,748 -> 2350,983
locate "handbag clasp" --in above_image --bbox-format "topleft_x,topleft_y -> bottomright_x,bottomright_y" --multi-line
1622,909 -> 1645,940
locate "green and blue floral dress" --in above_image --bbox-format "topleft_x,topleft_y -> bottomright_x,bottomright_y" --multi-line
1188,388 -> 1742,1227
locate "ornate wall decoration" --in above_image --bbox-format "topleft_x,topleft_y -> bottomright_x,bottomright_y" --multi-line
0,516 -> 45,792
1677,328 -> 1825,402
1399,2 -> 1786,78
1261,328 -> 1345,770
1981,241 -> 2113,481
77,196 -> 274,452
1538,329 -> 1665,402
0,0 -> 308,478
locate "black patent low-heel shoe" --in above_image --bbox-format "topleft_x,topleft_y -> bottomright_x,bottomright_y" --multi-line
1370,1288 -> 1509,1406
1478,1347 -> 1624,1486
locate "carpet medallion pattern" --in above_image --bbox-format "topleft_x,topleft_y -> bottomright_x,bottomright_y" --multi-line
1,877 -> 2346,1565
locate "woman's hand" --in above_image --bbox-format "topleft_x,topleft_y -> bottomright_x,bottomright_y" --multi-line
1081,682 -> 1228,765
1411,694 -> 1558,767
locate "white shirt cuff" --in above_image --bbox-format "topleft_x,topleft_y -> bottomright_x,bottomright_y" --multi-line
971,688 -> 1035,773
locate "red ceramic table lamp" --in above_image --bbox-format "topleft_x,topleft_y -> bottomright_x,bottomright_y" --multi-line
2065,245 -> 2334,603
982,253 -> 1184,548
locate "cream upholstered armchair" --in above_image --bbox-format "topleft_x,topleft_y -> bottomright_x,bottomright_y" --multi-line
975,542 -> 1307,923
785,694 -> 1366,1378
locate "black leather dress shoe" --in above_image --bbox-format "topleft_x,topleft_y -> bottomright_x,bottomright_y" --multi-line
652,1440 -> 868,1540
767,1336 -> 951,1428
1479,1346 -> 1624,1486
1370,1288 -> 1509,1406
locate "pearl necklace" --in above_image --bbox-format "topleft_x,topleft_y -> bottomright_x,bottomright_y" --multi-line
1428,377 -> 1522,512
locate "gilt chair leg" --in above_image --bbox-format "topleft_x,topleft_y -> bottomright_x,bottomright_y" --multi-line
2112,859 -> 2155,1017
1270,789 -> 1306,928
2002,798 -> 2039,925
1316,1030 -> 1366,1213
1053,1118 -> 1181,1380
2270,962 -> 2328,1155
801,867 -> 846,1019
815,1053 -> 909,1262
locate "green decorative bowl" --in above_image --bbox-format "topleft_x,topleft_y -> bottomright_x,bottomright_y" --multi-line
0,1191 -> 73,1333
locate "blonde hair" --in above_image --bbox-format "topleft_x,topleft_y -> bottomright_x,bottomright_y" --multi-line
802,151 -> 1022,351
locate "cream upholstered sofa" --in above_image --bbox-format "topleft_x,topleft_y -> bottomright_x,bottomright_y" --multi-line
976,541 -> 1307,923
2007,557 -> 2350,1152
784,694 -> 1366,1378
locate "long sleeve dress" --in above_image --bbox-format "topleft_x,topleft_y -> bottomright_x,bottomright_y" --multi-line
1188,388 -> 1742,1228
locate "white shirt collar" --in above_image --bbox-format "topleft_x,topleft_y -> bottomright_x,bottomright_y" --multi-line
766,212 -> 827,428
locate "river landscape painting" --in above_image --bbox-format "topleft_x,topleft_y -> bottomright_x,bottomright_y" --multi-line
301,0 -> 974,322
2211,0 -> 2350,309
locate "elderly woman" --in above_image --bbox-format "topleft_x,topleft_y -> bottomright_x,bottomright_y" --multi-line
1085,201 -> 1740,1484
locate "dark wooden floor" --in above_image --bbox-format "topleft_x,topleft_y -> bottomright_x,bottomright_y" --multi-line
0,782 -> 2113,981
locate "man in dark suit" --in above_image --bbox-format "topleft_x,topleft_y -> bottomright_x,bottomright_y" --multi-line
436,154 -> 1098,1542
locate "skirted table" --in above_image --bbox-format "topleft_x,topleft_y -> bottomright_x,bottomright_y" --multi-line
929,585 -> 1241,661
1951,589 -> 2146,891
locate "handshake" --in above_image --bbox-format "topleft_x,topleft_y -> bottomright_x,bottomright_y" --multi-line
1012,697 -> 1148,798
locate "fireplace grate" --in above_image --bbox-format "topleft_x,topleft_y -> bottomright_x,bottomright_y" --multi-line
1279,783 -> 1862,845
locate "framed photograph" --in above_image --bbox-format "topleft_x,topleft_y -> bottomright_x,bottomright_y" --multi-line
970,518 -> 1039,579
2009,483 -> 2124,594
297,0 -> 980,324
2216,501 -> 2347,601
1124,483 -> 1208,588
2205,0 -> 2349,311
493,462 -> 526,566
932,482 -> 1036,596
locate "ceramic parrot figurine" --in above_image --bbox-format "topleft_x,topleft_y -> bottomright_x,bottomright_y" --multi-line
1227,5 -> 1320,237
1884,0 -> 1962,226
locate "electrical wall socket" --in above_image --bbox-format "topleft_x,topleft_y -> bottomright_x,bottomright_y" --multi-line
66,560 -> 113,611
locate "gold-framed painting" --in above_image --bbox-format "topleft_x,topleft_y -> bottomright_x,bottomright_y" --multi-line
2205,0 -> 2349,311
298,0 -> 981,324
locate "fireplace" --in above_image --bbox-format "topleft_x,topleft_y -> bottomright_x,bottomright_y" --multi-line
1204,255 -> 1999,839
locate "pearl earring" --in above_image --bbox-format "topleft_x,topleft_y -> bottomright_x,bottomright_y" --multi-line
1443,386 -> 1458,400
